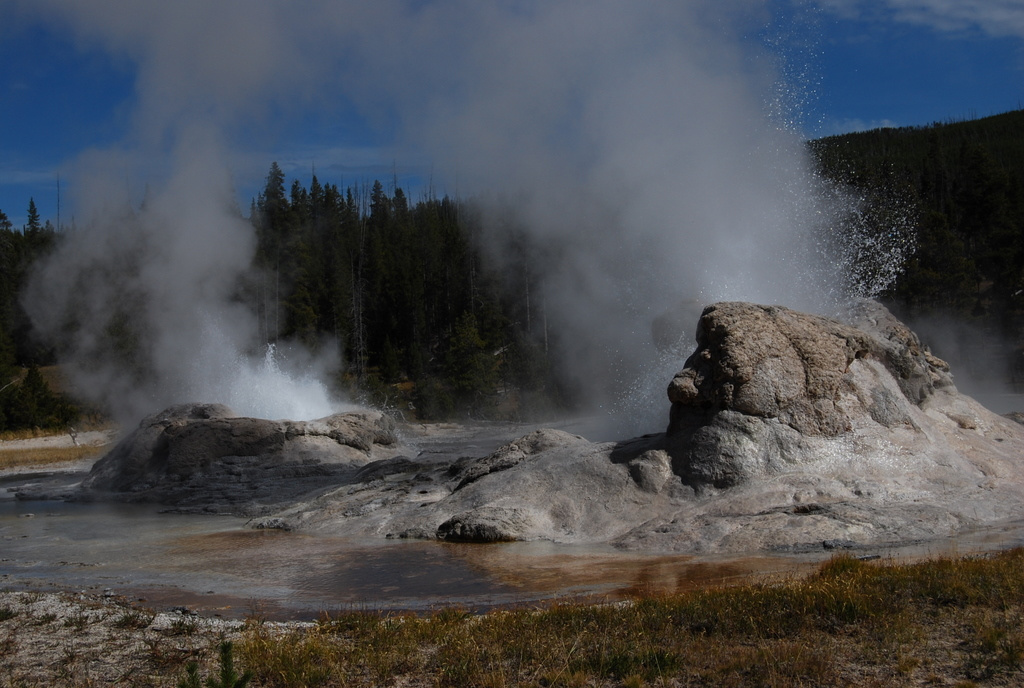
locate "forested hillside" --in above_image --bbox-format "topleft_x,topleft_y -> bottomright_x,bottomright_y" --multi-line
0,176 -> 559,427
0,167 -> 565,428
247,163 -> 559,419
811,110 -> 1024,322
0,204 -> 78,431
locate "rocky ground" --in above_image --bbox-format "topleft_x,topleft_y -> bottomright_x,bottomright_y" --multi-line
5,299 -> 1024,685
0,588 -> 281,686
34,299 -> 1024,556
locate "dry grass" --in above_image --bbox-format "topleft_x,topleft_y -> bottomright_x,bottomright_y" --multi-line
6,548 -> 1024,686
0,417 -> 113,443
0,426 -> 66,442
0,443 -> 106,470
232,547 -> 1024,687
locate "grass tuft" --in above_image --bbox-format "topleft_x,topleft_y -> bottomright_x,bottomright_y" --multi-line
112,607 -> 155,630
229,548 -> 1024,687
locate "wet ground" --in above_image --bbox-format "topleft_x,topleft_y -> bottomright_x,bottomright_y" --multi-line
4,419 -> 1024,620
0,493 -> 830,619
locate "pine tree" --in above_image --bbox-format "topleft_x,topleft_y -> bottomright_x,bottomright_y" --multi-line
24,198 -> 41,234
2,365 -> 76,429
254,162 -> 289,343
446,312 -> 499,415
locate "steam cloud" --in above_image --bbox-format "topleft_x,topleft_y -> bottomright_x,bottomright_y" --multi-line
26,126 -> 344,422
17,1 -> 907,431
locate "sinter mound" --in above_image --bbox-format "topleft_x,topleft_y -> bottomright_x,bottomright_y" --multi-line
73,301 -> 1024,553
75,403 -> 403,515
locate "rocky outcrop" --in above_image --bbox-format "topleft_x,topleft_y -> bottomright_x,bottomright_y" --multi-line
664,301 -> 957,488
61,301 -> 1024,554
78,403 -> 404,514
265,300 -> 1024,553
667,303 -> 875,437
261,426 -> 685,543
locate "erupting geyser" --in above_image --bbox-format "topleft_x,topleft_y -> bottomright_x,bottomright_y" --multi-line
18,2 -> 914,432
197,344 -> 346,422
25,132 -> 353,425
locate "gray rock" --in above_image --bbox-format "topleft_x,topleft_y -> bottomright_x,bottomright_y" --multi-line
626,449 -> 674,493
447,429 -> 580,489
274,300 -> 1024,554
251,517 -> 292,531
840,298 -> 954,403
664,302 -> 955,488
273,427 -> 663,544
437,507 -> 535,542
78,403 -> 404,514
62,301 -> 1024,555
667,302 -> 876,438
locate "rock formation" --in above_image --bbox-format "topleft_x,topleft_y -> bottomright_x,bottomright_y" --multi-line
628,300 -> 1024,551
70,301 -> 1024,553
663,300 -> 955,488
77,403 -> 403,514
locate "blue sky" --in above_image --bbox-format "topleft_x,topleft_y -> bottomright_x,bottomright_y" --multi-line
0,0 -> 1022,230
810,1 -> 1024,134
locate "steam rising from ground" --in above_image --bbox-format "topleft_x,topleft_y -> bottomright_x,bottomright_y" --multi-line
27,128 -> 344,422
17,1 -> 912,430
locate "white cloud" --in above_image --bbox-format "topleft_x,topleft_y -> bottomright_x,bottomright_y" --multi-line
818,0 -> 1024,39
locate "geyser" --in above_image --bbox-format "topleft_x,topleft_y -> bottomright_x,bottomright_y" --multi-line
17,2 -> 912,430
212,344 -> 342,422
25,130 -> 348,424
78,402 -> 402,513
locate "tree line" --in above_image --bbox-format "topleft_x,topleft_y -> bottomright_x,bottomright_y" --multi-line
0,172 -> 564,429
810,109 -> 1024,322
0,201 -> 79,431
247,163 -> 561,419
3,109 -> 1024,429
810,108 -> 1024,383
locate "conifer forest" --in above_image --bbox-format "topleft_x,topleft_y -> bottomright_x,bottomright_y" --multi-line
2,110 -> 1024,431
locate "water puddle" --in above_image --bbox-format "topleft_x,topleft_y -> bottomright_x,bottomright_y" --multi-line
0,497 -> 835,619
8,495 -> 1018,620
4,443 -> 1024,620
